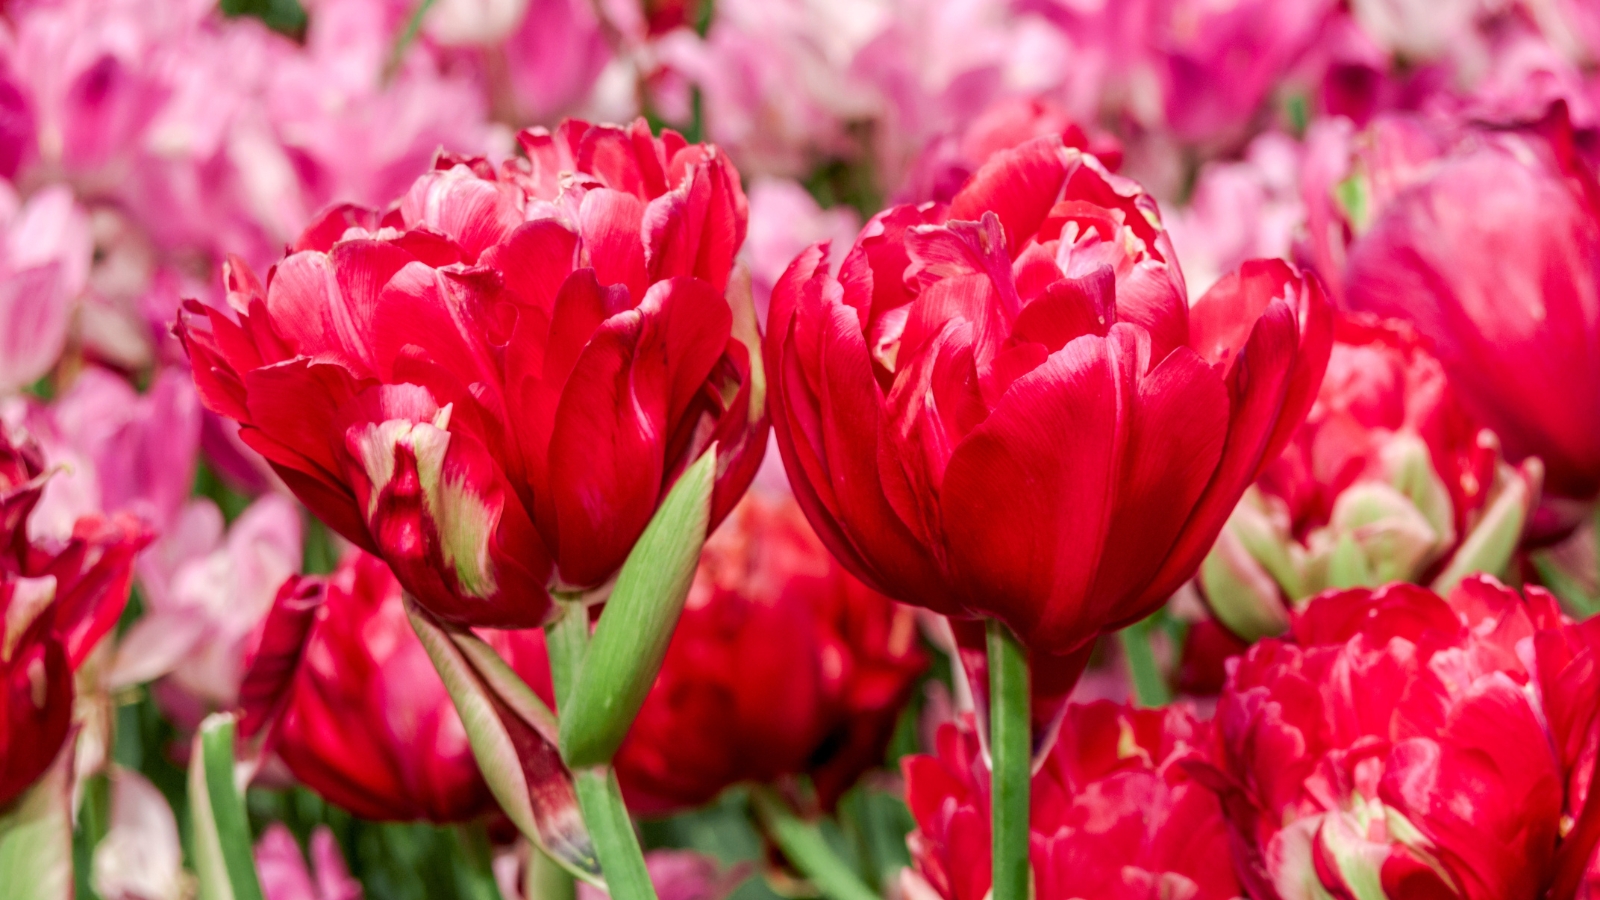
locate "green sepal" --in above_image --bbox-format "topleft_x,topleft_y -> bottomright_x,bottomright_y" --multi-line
405,600 -> 601,885
559,447 -> 717,768
0,746 -> 74,900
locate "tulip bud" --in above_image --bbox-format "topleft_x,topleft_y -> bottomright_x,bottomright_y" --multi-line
1198,316 -> 1531,639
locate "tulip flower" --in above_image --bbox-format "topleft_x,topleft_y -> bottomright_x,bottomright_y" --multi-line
767,133 -> 1332,663
1199,315 -> 1541,639
0,421 -> 148,809
109,494 -> 303,728
1328,111 -> 1600,535
274,550 -> 497,823
0,182 -> 90,394
768,132 -> 1329,900
610,491 -> 926,814
901,702 -> 1240,900
1201,575 -> 1600,899
178,117 -> 767,629
91,767 -> 187,900
256,823 -> 363,900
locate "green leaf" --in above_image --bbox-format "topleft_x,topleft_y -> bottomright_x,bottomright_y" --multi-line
559,448 -> 717,768
404,600 -> 601,885
0,748 -> 74,900
750,789 -> 878,900
190,714 -> 264,900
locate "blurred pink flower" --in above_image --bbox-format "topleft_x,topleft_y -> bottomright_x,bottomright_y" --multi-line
0,182 -> 91,392
109,493 -> 303,723
91,767 -> 186,900
491,0 -> 616,124
1166,132 -> 1305,299
256,824 -> 363,900
743,178 -> 859,320
11,366 -> 200,543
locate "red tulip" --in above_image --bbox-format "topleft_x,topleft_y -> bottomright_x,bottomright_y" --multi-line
1202,576 -> 1599,900
901,703 -> 1240,900
1335,110 -> 1600,532
766,133 -> 1333,660
608,491 -> 927,814
1199,315 -> 1540,638
178,117 -> 767,629
275,551 -> 493,822
0,422 -> 148,808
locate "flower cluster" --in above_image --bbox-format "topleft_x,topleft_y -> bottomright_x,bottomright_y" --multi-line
2,2 -> 1600,900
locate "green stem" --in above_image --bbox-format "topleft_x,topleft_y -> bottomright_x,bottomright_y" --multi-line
987,619 -> 1030,900
1118,619 -> 1171,708
455,822 -> 505,900
573,767 -> 658,900
545,596 -> 590,713
751,788 -> 878,900
198,716 -> 265,900
526,844 -> 577,900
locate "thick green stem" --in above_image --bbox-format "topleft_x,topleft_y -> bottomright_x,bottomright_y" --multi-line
751,788 -> 878,900
526,844 -> 577,900
987,619 -> 1030,900
573,767 -> 657,900
1118,619 -> 1171,708
195,715 -> 265,900
544,596 -> 590,713
455,822 -> 505,900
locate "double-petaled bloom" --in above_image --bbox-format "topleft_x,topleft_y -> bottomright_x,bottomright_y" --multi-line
0,422 -> 148,809
902,703 -> 1241,900
1325,111 -> 1600,537
1199,315 -> 1541,639
1203,575 -> 1600,899
766,133 -> 1332,661
178,118 -> 768,628
271,550 -> 499,822
610,491 -> 927,814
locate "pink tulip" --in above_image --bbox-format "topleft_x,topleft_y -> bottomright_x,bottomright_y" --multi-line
110,494 -> 303,723
256,824 -> 363,900
0,182 -> 91,393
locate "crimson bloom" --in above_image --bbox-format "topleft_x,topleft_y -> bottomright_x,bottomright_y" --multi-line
178,118 -> 767,629
0,422 -> 148,808
1203,575 -> 1600,899
1332,110 -> 1600,533
902,703 -> 1240,900
273,550 -> 497,822
766,134 -> 1332,660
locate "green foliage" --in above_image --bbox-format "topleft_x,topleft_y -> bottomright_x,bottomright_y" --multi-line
218,0 -> 307,37
192,463 -> 252,524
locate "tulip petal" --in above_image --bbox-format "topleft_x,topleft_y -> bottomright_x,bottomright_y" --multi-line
546,278 -> 730,587
578,189 -> 648,302
939,330 -> 1126,644
948,137 -> 1067,257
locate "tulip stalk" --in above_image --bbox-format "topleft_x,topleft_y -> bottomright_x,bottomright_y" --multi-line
750,787 -> 879,900
1117,617 -> 1172,708
191,713 -> 266,900
987,619 -> 1030,900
